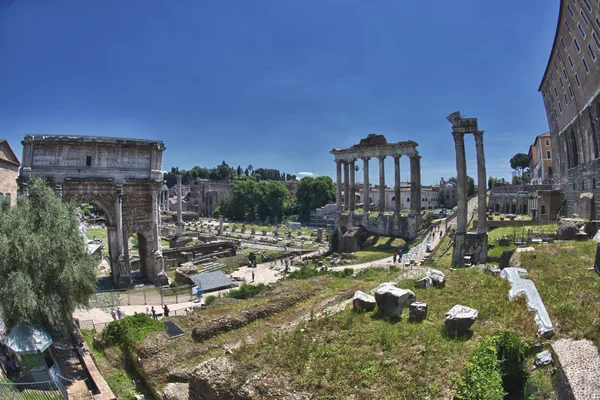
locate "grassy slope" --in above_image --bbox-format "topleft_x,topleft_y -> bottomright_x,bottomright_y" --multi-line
487,224 -> 558,259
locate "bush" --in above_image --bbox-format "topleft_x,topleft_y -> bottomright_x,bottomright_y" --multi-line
228,283 -> 265,300
456,329 -> 531,400
204,295 -> 217,305
103,313 -> 165,352
287,265 -> 354,280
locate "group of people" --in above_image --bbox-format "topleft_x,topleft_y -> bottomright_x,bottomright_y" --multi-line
392,249 -> 404,264
145,304 -> 170,320
110,307 -> 123,320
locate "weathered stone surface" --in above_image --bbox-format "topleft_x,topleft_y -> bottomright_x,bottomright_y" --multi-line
374,282 -> 416,318
428,269 -> 446,286
534,351 -> 553,368
509,247 -> 535,268
444,305 -> 478,334
408,302 -> 428,321
553,338 -> 600,399
499,248 -> 516,269
352,290 -> 376,312
155,270 -> 169,286
163,383 -> 189,400
414,277 -> 432,289
557,221 -> 578,240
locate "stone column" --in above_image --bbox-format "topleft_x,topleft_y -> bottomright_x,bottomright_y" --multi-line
394,156 -> 401,214
349,159 -> 356,212
474,131 -> 487,234
176,175 -> 184,235
410,155 -> 421,215
115,186 -> 124,257
378,156 -> 385,212
343,161 -> 350,211
335,160 -> 343,212
362,157 -> 370,214
453,132 -> 468,234
151,189 -> 160,248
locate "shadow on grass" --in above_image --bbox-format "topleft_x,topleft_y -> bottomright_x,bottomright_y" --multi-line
369,309 -> 402,324
441,326 -> 474,341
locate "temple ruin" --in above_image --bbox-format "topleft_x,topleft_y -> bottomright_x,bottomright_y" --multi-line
18,134 -> 166,288
330,134 -> 422,244
447,112 -> 488,265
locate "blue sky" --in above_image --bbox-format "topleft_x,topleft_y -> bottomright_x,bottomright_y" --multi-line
0,0 -> 558,185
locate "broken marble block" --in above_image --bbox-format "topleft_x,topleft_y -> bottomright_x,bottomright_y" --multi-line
445,305 -> 478,334
408,302 -> 428,322
352,290 -> 376,312
534,350 -> 553,368
414,276 -> 432,289
374,282 -> 416,318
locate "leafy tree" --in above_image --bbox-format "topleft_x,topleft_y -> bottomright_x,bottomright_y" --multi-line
488,177 -> 499,190
467,176 -> 475,197
236,165 -> 243,177
0,177 -> 96,335
296,176 -> 336,221
245,168 -> 249,177
510,153 -> 529,183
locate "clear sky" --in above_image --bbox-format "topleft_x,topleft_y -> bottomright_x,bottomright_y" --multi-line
0,0 -> 559,185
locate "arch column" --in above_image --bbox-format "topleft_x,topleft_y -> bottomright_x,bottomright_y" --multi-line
349,159 -> 356,212
378,156 -> 386,212
410,155 -> 421,215
362,157 -> 370,214
394,156 -> 401,215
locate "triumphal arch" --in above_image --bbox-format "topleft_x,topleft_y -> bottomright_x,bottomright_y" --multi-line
18,135 -> 166,288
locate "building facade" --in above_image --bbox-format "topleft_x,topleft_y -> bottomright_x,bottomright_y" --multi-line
528,133 -> 554,184
0,140 -> 21,205
539,0 -> 600,218
439,177 -> 458,208
186,179 -> 233,217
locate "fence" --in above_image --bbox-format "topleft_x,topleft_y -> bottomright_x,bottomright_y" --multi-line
89,285 -> 195,309
0,380 -> 65,400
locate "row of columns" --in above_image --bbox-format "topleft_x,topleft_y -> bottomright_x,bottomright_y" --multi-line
452,131 -> 487,234
335,155 -> 421,216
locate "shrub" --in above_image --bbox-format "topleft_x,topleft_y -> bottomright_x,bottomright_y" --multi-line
204,295 -> 217,305
287,265 -> 354,280
227,283 -> 265,300
103,313 -> 165,352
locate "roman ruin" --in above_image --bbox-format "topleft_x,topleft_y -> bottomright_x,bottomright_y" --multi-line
18,134 -> 167,288
447,112 -> 488,265
330,134 -> 422,241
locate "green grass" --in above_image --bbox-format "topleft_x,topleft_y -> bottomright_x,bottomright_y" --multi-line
487,224 -> 557,259
231,268 -> 543,399
86,227 -> 108,240
105,370 -> 144,400
521,241 -> 600,345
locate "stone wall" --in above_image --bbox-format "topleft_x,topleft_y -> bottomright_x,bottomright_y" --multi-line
187,179 -> 234,217
162,241 -> 236,264
338,213 -> 419,241
0,161 -> 18,205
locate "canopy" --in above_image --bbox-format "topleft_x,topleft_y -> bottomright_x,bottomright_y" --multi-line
0,320 -> 52,354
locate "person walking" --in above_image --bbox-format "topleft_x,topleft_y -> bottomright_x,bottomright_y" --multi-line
393,251 -> 398,264
151,306 -> 157,320
251,270 -> 255,282
110,309 -> 117,320
163,304 -> 170,318
116,307 -> 122,320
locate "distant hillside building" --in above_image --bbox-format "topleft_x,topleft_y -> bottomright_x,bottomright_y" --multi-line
439,177 -> 458,208
538,0 -> 600,218
0,139 -> 20,205
528,133 -> 554,185
186,179 -> 233,217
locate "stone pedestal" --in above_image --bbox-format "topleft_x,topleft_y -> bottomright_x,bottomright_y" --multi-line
452,232 -> 487,266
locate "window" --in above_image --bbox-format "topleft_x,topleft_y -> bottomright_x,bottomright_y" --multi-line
86,156 -> 92,166
597,17 -> 600,29
558,51 -> 563,62
565,93 -> 569,104
593,32 -> 600,49
559,101 -> 563,112
583,56 -> 590,72
546,139 -> 550,145
566,20 -> 573,32
575,73 -> 581,86
561,36 -> 567,48
574,37 -> 582,52
581,9 -> 590,26
555,87 -> 559,96
569,84 -> 574,97
568,4 -> 575,16
588,43 -> 596,60
541,205 -> 546,215
551,94 -> 555,104
554,61 -> 559,70
560,77 -> 564,87
550,71 -> 555,81
406,197 -> 410,202
549,167 -> 553,176
563,68 -> 569,80
582,0 -> 592,12
547,150 -> 551,158
569,55 -> 575,67
578,22 -> 587,38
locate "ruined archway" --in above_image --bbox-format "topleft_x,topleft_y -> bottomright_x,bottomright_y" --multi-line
18,134 -> 166,288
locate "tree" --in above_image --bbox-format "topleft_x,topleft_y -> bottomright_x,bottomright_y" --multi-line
488,177 -> 500,190
0,177 -> 96,335
467,176 -> 475,197
510,153 -> 529,183
236,165 -> 243,178
296,176 -> 336,221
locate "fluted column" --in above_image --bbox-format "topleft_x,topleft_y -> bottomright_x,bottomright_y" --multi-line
335,160 -> 342,212
343,161 -> 350,211
378,156 -> 385,212
394,156 -> 401,214
115,185 -> 124,259
349,159 -> 356,212
176,175 -> 184,235
453,132 -> 468,234
474,131 -> 487,234
362,157 -> 370,215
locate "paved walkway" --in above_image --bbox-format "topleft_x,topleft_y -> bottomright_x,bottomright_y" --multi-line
552,338 -> 600,399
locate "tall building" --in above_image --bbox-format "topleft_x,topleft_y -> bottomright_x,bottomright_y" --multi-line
528,133 -> 554,184
539,0 -> 600,217
0,139 -> 20,205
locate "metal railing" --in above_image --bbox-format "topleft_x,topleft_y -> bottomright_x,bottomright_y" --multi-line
0,380 -> 65,400
89,285 -> 195,308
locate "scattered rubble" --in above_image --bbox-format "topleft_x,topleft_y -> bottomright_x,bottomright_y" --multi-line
408,302 -> 428,322
352,290 -> 376,312
444,305 -> 478,335
374,282 -> 416,318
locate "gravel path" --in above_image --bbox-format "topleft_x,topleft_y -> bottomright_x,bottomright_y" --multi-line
552,338 -> 600,399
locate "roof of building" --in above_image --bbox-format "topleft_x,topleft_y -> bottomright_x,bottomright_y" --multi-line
22,134 -> 165,150
189,271 -> 235,292
0,139 -> 21,166
538,1 -> 564,91
0,320 -> 53,354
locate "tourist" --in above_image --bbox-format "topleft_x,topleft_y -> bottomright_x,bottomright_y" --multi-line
146,307 -> 151,316
163,304 -> 170,318
251,270 -> 255,282
116,307 -> 122,320
151,306 -> 157,320
110,309 -> 117,320
7,359 -> 17,377
393,251 -> 398,264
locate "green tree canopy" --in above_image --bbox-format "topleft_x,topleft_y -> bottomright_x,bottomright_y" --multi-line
467,176 -> 475,197
0,177 -> 96,335
296,176 -> 336,221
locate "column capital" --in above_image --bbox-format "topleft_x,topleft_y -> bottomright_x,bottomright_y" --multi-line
408,154 -> 421,159
473,130 -> 485,143
361,156 -> 371,162
452,131 -> 465,142
377,155 -> 386,161
393,155 -> 402,160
